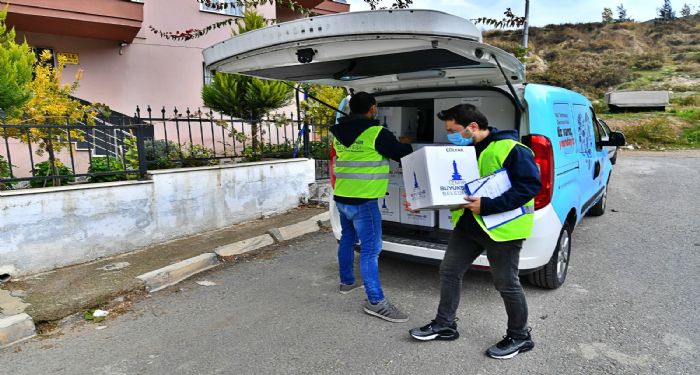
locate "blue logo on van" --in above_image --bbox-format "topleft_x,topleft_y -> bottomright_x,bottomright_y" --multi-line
451,160 -> 463,181
413,172 -> 419,189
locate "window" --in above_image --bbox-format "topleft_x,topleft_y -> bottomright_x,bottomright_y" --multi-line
200,1 -> 243,17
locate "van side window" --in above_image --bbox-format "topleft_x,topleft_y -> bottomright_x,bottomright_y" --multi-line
589,108 -> 603,151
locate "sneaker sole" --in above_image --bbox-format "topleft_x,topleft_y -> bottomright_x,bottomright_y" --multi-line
486,342 -> 535,360
363,307 -> 409,323
410,331 -> 460,341
339,285 -> 364,295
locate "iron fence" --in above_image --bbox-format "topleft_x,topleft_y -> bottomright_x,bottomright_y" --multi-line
0,108 -> 335,190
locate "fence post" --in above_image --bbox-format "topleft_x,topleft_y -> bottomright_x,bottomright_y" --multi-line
135,109 -> 147,180
303,118 -> 310,158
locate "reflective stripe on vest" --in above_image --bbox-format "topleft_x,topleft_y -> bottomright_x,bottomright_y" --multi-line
451,139 -> 536,242
333,126 -> 390,199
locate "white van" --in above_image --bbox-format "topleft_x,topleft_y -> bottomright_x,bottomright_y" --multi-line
204,10 -> 625,289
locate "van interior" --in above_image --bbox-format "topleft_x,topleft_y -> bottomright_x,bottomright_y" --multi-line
373,88 -> 522,244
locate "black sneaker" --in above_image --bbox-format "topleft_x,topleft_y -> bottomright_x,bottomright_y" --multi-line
485,332 -> 535,359
409,320 -> 459,341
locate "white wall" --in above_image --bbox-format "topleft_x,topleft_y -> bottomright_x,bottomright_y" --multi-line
0,159 -> 315,277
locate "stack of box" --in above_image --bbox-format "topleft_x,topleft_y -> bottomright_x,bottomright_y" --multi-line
379,181 -> 401,223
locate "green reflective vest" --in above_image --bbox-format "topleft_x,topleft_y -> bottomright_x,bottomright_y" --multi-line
451,139 -> 536,242
333,126 -> 390,199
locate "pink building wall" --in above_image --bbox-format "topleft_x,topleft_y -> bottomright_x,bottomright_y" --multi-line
2,1 -> 305,180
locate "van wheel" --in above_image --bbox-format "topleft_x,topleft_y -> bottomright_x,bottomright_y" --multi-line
588,186 -> 607,217
528,225 -> 571,289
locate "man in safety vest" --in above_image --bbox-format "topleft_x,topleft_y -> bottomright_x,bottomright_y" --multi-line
407,104 -> 542,359
330,92 -> 413,323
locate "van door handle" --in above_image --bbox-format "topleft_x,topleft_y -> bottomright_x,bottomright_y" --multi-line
593,160 -> 601,179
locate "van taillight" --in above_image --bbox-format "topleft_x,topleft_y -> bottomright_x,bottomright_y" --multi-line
526,134 -> 554,210
329,144 -> 337,188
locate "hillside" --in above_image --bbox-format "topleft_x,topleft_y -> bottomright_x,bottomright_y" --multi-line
484,15 -> 700,149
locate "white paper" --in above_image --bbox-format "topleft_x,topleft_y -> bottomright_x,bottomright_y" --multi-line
465,170 -> 525,229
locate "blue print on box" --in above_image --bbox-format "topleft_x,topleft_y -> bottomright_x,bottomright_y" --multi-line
451,160 -> 463,181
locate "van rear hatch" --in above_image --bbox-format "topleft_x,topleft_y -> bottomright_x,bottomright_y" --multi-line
202,10 -> 524,92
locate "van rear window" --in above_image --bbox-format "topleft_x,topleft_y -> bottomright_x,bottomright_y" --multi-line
241,49 -> 479,81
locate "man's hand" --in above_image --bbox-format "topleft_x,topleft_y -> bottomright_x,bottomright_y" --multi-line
402,192 -> 420,213
462,196 -> 481,214
399,136 -> 413,145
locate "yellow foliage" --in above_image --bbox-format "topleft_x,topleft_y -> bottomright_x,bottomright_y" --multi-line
301,85 -> 347,123
5,50 -> 96,155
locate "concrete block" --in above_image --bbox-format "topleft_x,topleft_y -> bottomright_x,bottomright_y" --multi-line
0,313 -> 36,349
309,211 -> 330,223
137,253 -> 220,293
268,218 -> 320,242
215,234 -> 275,258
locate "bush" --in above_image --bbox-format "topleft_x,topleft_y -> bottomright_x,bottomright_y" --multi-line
671,94 -> 700,106
180,143 -> 219,167
30,160 -> 74,188
623,118 -> 683,148
683,124 -> 700,145
0,154 -> 11,190
634,53 -> 665,70
88,157 -> 128,183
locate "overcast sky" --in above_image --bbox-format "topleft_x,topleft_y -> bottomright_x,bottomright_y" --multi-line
345,0 -> 695,27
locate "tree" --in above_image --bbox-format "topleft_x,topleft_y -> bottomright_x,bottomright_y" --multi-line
616,3 -> 629,22
301,85 -> 347,122
3,51 -> 96,186
602,7 -> 614,23
0,5 -> 35,118
658,0 -> 676,20
202,10 -> 293,155
680,3 -> 692,16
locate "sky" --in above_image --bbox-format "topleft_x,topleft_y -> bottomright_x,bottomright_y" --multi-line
345,0 -> 694,27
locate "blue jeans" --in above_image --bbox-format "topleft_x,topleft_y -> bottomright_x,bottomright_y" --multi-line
336,200 -> 385,304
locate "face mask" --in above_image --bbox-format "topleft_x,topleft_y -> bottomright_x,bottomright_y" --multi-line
447,131 -> 473,146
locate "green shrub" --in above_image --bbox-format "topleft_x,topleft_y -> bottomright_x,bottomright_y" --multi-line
623,118 -> 684,148
30,160 -> 74,188
88,157 -> 128,183
634,53 -> 665,70
181,143 -> 219,167
0,154 -> 11,190
683,124 -> 700,145
671,94 -> 700,106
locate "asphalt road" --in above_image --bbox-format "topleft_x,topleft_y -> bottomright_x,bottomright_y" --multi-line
2,152 -> 699,375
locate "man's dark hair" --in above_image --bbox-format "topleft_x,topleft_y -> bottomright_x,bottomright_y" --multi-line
349,92 -> 377,115
437,104 -> 489,129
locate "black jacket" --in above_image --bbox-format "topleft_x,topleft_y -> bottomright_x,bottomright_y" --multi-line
458,127 -> 542,232
330,115 -> 413,205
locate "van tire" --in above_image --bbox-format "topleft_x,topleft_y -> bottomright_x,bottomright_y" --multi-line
588,186 -> 607,217
528,225 -> 572,289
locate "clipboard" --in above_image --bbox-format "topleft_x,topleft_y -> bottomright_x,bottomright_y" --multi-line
464,169 -> 526,230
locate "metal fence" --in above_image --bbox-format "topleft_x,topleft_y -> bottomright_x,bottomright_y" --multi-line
0,108 -> 334,190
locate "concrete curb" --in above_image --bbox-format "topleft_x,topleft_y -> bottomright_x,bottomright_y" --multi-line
214,234 -> 275,258
0,313 -> 37,349
136,211 -> 331,294
267,212 -> 330,242
136,253 -> 220,293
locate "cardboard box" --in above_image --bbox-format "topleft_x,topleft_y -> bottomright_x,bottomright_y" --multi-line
390,143 -> 432,174
377,107 -> 418,139
379,183 -> 401,223
400,146 -> 479,210
399,187 -> 437,227
439,209 -> 456,230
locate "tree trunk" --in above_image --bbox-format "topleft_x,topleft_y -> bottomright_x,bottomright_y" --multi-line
45,138 -> 60,187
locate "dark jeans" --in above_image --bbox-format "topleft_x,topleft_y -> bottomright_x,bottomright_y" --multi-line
435,222 -> 529,339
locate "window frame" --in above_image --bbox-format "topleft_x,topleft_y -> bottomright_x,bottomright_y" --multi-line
199,1 -> 243,17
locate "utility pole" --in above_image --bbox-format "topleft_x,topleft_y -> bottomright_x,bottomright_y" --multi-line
522,0 -> 530,49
